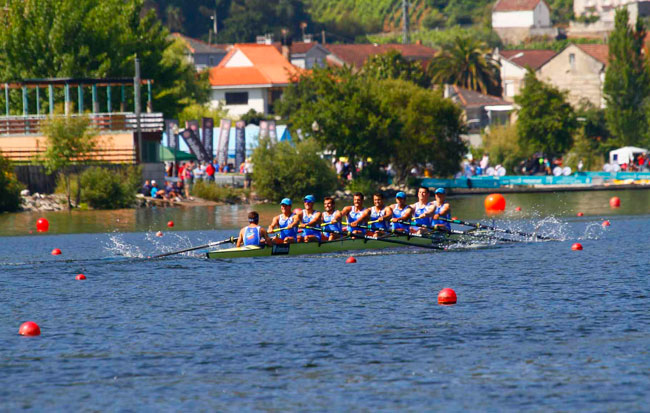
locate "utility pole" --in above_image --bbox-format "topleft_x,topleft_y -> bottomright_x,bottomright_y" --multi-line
134,56 -> 143,164
402,0 -> 409,44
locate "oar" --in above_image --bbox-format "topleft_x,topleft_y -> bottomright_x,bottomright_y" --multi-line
438,217 -> 554,240
305,226 -> 446,250
151,237 -> 235,258
396,220 -> 516,243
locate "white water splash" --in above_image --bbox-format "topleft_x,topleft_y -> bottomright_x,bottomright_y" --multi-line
580,222 -> 606,240
104,233 -> 144,258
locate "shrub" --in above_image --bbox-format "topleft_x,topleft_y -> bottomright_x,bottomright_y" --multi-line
0,153 -> 23,212
481,124 -> 528,174
345,178 -> 378,196
191,180 -> 250,203
252,138 -> 338,202
564,130 -> 605,172
80,166 -> 141,209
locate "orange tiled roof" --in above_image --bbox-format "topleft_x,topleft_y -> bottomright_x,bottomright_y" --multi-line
325,43 -> 437,68
209,44 -> 301,87
493,0 -> 544,11
499,49 -> 557,69
576,44 -> 609,65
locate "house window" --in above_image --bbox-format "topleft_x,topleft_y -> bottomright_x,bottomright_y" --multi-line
569,53 -> 575,70
225,92 -> 249,105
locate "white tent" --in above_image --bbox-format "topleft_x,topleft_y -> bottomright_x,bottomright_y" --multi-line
609,146 -> 648,165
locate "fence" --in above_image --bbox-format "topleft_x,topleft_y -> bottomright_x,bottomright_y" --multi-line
0,112 -> 164,135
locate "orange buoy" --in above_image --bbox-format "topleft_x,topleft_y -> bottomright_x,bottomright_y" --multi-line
75,274 -> 86,280
438,288 -> 457,305
51,248 -> 62,255
602,220 -> 611,227
515,206 -> 522,212
19,321 -> 41,336
167,221 -> 174,227
609,197 -> 621,208
345,256 -> 357,264
156,231 -> 163,237
484,193 -> 506,213
36,218 -> 49,232
577,212 -> 584,217
571,243 -> 583,250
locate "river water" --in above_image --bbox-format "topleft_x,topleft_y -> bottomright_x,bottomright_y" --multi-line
1,189 -> 649,411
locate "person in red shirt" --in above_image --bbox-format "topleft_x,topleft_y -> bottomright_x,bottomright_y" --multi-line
206,162 -> 215,182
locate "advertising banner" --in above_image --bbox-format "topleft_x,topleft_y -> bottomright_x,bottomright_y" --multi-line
181,128 -> 211,162
217,119 -> 232,167
165,119 -> 179,150
268,120 -> 277,143
235,121 -> 246,170
201,117 -> 214,159
259,120 -> 269,140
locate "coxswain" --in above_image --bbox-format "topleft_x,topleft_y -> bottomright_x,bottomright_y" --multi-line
341,192 -> 367,235
389,191 -> 413,232
298,195 -> 322,242
236,211 -> 272,247
431,188 -> 451,231
268,198 -> 299,244
357,192 -> 392,235
411,186 -> 435,233
321,196 -> 343,240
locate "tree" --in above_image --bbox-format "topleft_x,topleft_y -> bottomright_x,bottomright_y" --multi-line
362,50 -> 432,88
37,116 -> 100,209
251,138 -> 337,202
515,70 -> 577,157
603,8 -> 650,147
427,33 -> 502,96
0,0 -> 207,118
0,153 -> 23,212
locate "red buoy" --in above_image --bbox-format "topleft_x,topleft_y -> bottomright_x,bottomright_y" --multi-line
36,218 -> 49,232
75,274 -> 86,280
609,197 -> 621,208
167,221 -> 174,228
51,248 -> 62,255
515,206 -> 522,212
577,212 -> 584,217
438,288 -> 457,305
602,220 -> 611,227
19,321 -> 41,336
484,193 -> 506,214
571,243 -> 583,250
345,256 -> 357,264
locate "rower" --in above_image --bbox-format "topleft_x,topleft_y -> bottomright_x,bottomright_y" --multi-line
411,186 -> 435,233
431,187 -> 451,231
236,211 -> 272,247
358,192 -> 392,234
389,191 -> 413,232
267,198 -> 299,244
341,192 -> 367,234
321,196 -> 343,241
298,195 -> 322,242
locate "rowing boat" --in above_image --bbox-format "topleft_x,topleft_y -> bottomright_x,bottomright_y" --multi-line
205,229 -> 488,259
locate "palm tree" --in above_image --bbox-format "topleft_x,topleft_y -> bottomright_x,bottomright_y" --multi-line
428,34 -> 501,96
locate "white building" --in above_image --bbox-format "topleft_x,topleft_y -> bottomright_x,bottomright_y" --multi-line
492,0 -> 557,44
208,44 -> 301,117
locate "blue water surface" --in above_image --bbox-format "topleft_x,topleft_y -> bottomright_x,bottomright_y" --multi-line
1,216 -> 649,411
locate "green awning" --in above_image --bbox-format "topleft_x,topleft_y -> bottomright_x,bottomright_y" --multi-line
158,145 -> 197,161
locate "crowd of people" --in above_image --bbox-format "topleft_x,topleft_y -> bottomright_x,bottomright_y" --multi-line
236,187 -> 452,247
622,153 -> 650,171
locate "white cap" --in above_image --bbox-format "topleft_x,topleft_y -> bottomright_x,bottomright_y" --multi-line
151,180 -> 156,184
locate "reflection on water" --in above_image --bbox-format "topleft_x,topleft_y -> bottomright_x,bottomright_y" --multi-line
2,189 -> 649,237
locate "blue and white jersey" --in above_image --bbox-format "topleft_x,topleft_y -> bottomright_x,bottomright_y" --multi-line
432,203 -> 451,230
322,211 -> 342,236
412,201 -> 433,227
369,206 -> 388,231
277,214 -> 298,239
346,207 -> 366,234
243,226 -> 261,246
391,204 -> 411,231
301,210 -> 320,237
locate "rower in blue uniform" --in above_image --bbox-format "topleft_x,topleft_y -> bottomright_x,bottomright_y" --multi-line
411,186 -> 435,234
431,188 -> 452,231
268,198 -> 299,244
321,196 -> 343,240
236,211 -> 273,247
357,192 -> 392,234
341,192 -> 367,235
298,195 -> 322,242
389,191 -> 413,232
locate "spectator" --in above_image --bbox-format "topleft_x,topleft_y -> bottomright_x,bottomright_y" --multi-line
244,158 -> 253,188
140,180 -> 152,196
150,180 -> 160,198
181,163 -> 192,199
206,162 -> 215,181
480,153 -> 489,171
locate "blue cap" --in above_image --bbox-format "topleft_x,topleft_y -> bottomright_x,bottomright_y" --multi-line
303,195 -> 315,203
280,198 -> 292,206
396,191 -> 406,199
435,188 -> 446,194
